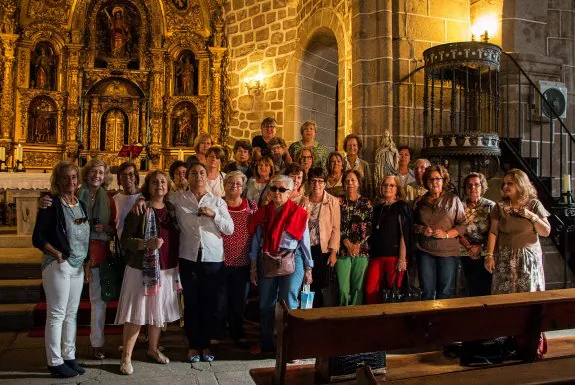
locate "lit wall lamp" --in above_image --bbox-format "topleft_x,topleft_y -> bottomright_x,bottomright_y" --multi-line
471,15 -> 498,43
244,73 -> 266,96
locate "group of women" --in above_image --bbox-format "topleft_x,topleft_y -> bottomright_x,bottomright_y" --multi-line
32,119 -> 551,378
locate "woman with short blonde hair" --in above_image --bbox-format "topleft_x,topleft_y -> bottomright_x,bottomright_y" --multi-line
193,132 -> 213,164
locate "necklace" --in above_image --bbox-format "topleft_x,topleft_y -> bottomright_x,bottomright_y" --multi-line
61,196 -> 88,225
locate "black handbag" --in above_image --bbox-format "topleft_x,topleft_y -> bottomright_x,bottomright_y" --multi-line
99,236 -> 125,302
382,270 -> 421,303
321,266 -> 339,307
317,351 -> 386,382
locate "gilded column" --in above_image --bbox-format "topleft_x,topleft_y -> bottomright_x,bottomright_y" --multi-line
90,97 -> 100,151
208,47 -> 227,145
149,49 -> 166,168
139,101 -> 147,144
0,34 -> 19,140
65,44 -> 84,157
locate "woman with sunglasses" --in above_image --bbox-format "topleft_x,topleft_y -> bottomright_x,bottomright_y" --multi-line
413,165 -> 466,300
248,175 -> 313,353
33,160 -> 90,378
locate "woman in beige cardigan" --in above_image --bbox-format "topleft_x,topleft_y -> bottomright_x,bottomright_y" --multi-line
299,167 -> 340,307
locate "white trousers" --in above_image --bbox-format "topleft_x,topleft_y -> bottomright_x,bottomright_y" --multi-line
89,267 -> 107,348
42,260 -> 84,366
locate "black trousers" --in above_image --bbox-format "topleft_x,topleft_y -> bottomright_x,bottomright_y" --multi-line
179,257 -> 222,350
310,245 -> 330,308
461,255 -> 492,297
215,265 -> 250,340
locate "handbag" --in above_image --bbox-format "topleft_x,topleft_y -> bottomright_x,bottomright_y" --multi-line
261,248 -> 295,278
259,216 -> 296,278
321,266 -> 339,307
317,351 -> 387,382
99,236 -> 125,302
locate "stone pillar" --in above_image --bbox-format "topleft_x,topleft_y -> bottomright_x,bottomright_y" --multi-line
208,47 -> 227,145
0,34 -> 19,140
351,1 -> 393,162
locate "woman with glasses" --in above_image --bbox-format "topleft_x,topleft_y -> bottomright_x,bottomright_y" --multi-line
299,167 -> 340,307
459,172 -> 495,297
33,160 -> 90,378
365,175 -> 411,304
297,147 -> 315,180
217,171 -> 257,348
413,165 -> 466,300
248,175 -> 313,353
337,169 -> 373,306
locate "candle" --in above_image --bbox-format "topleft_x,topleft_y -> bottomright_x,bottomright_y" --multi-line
17,144 -> 22,162
563,174 -> 572,193
178,149 -> 184,161
0,147 -> 5,162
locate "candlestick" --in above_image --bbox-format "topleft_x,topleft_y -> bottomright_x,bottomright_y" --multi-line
16,144 -> 22,162
0,146 -> 5,162
178,149 -> 184,161
563,174 -> 572,194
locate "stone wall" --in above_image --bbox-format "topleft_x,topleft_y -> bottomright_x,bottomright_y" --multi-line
223,0 -> 352,149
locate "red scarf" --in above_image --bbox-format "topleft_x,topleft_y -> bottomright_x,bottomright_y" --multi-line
248,199 -> 308,253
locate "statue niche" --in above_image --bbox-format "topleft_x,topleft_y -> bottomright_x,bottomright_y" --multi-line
96,3 -> 141,68
30,42 -> 57,90
172,101 -> 198,146
100,108 -> 129,152
28,96 -> 58,144
175,51 -> 197,96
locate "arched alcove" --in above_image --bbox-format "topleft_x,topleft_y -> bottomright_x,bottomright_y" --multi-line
27,95 -> 58,144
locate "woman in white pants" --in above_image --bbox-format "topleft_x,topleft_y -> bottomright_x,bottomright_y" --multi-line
32,160 -> 90,378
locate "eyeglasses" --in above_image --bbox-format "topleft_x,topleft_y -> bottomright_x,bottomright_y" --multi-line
226,182 -> 243,187
74,217 -> 89,225
428,177 -> 444,182
310,179 -> 325,185
300,156 -> 313,160
382,183 -> 397,188
270,186 -> 290,193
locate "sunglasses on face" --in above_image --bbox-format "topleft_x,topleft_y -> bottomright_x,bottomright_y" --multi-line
270,186 -> 290,193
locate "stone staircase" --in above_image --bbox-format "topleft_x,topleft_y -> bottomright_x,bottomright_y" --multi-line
0,238 -> 42,331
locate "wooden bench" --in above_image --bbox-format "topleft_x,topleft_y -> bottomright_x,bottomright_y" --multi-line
357,355 -> 575,384
269,289 -> 575,385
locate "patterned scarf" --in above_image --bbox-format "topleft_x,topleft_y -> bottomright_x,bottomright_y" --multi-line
142,207 -> 160,296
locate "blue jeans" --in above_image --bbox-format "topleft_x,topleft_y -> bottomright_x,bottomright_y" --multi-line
258,248 -> 305,351
417,251 -> 458,300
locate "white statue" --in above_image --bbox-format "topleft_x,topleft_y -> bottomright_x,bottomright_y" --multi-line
374,130 -> 399,189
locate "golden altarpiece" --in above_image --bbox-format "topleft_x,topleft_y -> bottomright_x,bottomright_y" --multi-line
0,0 -> 228,170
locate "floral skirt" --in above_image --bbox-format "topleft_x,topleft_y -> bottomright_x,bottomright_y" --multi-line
492,243 -> 545,294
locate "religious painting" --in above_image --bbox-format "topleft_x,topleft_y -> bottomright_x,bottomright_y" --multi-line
27,96 -> 58,144
96,2 -> 141,67
175,51 -> 197,96
29,42 -> 57,90
171,0 -> 188,11
172,102 -> 198,146
100,108 -> 129,152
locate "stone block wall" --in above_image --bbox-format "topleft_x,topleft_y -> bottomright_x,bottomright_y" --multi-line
223,0 -> 352,149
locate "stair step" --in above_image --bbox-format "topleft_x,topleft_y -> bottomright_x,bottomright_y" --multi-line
0,248 -> 42,279
0,233 -> 33,248
0,279 -> 42,304
0,303 -> 35,331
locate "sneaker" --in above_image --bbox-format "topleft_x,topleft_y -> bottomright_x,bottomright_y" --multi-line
63,359 -> 85,375
48,364 -> 78,378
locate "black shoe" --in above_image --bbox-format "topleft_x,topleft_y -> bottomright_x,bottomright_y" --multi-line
64,359 -> 86,375
48,364 -> 78,378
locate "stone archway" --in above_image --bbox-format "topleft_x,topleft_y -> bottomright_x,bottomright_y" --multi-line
284,8 -> 351,149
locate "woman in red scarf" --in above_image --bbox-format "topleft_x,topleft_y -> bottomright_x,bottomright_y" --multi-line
248,175 -> 313,353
